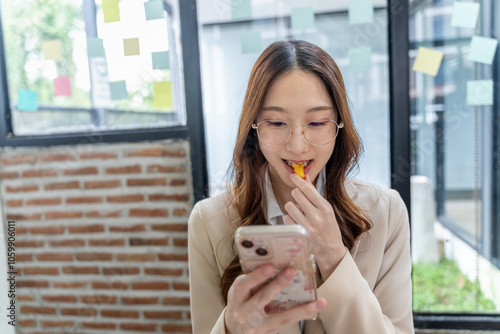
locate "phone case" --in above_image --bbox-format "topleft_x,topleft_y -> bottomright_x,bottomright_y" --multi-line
235,225 -> 317,313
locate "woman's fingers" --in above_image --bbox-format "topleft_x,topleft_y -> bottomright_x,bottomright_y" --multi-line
246,267 -> 296,309
227,265 -> 275,307
267,298 -> 327,329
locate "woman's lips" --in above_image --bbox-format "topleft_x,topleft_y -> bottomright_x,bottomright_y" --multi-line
283,160 -> 312,175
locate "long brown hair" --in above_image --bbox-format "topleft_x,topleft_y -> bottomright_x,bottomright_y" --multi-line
221,40 -> 372,302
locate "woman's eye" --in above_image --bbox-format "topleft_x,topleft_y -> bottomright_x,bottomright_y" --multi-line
309,121 -> 327,127
267,121 -> 287,128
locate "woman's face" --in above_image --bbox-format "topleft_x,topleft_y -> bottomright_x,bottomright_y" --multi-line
255,70 -> 338,192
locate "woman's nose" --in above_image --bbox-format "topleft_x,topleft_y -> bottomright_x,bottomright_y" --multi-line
285,127 -> 309,153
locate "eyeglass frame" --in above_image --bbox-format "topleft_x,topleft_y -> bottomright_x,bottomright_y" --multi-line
251,118 -> 344,146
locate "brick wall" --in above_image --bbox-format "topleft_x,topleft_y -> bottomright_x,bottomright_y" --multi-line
0,140 -> 193,333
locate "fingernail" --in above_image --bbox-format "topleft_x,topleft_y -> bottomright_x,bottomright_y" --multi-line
316,298 -> 326,309
262,266 -> 273,277
284,268 -> 295,280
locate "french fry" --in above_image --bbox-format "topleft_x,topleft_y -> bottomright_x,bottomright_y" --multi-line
292,162 -> 305,179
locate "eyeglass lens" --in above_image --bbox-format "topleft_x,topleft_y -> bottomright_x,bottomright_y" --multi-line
257,120 -> 340,146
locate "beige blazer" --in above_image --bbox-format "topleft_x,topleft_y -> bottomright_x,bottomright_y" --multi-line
188,179 -> 414,334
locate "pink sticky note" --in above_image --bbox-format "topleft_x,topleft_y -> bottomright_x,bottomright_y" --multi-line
54,76 -> 72,96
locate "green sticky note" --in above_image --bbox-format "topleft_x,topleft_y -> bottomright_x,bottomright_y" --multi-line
349,0 -> 373,25
152,51 -> 170,70
231,0 -> 252,20
412,47 -> 444,76
291,7 -> 315,30
451,1 -> 480,29
110,81 -> 128,100
153,82 -> 173,109
240,31 -> 262,54
42,40 -> 62,61
103,0 -> 120,23
468,36 -> 498,65
145,0 -> 164,20
17,89 -> 38,111
348,47 -> 372,71
467,80 -> 493,106
123,38 -> 140,56
87,37 -> 105,58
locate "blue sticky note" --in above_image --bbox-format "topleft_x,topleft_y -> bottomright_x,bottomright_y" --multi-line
349,0 -> 373,25
291,7 -> 315,30
145,0 -> 164,20
152,51 -> 170,70
231,0 -> 252,20
17,89 -> 38,111
240,31 -> 262,54
110,81 -> 128,100
467,80 -> 493,106
87,37 -> 105,58
349,47 -> 372,71
468,36 -> 498,65
451,2 -> 480,29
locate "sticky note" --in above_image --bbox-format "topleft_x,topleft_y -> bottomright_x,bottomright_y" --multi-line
240,31 -> 262,54
467,80 -> 493,106
42,40 -> 62,61
123,38 -> 140,56
145,0 -> 164,20
153,82 -> 173,109
103,0 -> 120,23
231,0 -> 252,20
451,1 -> 480,29
412,47 -> 444,76
291,7 -> 315,30
468,36 -> 498,65
349,0 -> 374,25
349,47 -> 372,71
152,51 -> 170,70
110,81 -> 128,100
87,37 -> 105,58
17,90 -> 38,111
54,76 -> 72,96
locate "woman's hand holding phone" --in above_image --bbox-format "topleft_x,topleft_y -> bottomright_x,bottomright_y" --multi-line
224,265 -> 327,334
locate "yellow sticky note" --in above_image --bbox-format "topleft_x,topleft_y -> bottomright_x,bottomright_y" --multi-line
123,38 -> 140,56
412,47 -> 443,76
103,0 -> 120,23
42,40 -> 62,61
153,82 -> 172,109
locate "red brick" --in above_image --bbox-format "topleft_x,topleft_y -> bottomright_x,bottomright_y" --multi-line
36,253 -> 73,261
62,167 -> 98,175
81,295 -> 117,304
173,208 -> 188,217
2,154 -> 37,165
26,197 -> 62,206
6,213 -> 42,220
84,180 -> 121,189
20,306 -> 56,315
87,210 -> 121,218
50,239 -> 85,247
6,199 -> 23,207
92,281 -> 128,290
44,180 -> 80,190
16,227 -> 27,234
131,282 -> 170,290
68,224 -> 105,233
121,323 -> 157,331
161,324 -> 192,332
162,297 -> 190,306
122,297 -> 159,305
151,223 -> 187,232
23,267 -> 59,275
149,193 -> 189,202
101,309 -> 139,318
1,171 -> 20,179
16,240 -> 44,248
6,184 -> 39,193
128,148 -> 186,157
15,254 -> 33,262
129,208 -> 168,217
42,295 -> 77,303
127,178 -> 166,186
40,320 -> 75,327
53,282 -> 87,289
130,238 -> 168,246
158,253 -> 188,261
147,164 -> 186,173
63,266 -> 99,274
144,268 -> 183,276
170,178 -> 186,186
116,253 -> 155,262
102,267 -> 140,275
80,152 -> 118,160
29,226 -> 65,235
18,319 -> 36,327
17,280 -> 49,288
22,169 -> 58,178
173,282 -> 190,291
109,224 -> 146,232
143,311 -> 182,319
17,294 -> 35,301
106,164 -> 141,174
89,239 -> 125,246
45,211 -> 83,219
173,238 -> 188,247
82,322 -> 117,330
61,307 -> 97,316
107,194 -> 144,203
75,253 -> 112,261
40,154 -> 77,162
66,196 -> 103,204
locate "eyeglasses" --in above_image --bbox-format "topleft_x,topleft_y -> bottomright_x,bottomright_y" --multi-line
251,119 -> 344,146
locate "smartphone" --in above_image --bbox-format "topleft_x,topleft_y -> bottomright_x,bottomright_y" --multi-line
235,224 -> 317,313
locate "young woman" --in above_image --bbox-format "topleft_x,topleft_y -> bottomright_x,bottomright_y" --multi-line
188,40 -> 413,333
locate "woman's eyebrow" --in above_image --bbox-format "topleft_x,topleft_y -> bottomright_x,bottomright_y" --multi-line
260,106 -> 334,113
